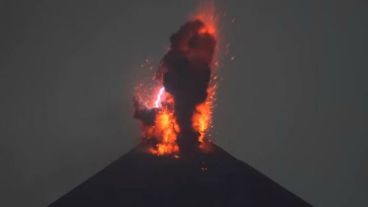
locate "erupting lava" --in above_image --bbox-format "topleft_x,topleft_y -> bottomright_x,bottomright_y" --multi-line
134,3 -> 219,157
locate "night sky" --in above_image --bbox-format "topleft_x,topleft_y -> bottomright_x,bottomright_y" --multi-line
1,0 -> 367,206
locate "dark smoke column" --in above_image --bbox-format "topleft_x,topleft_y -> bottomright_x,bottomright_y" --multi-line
160,20 -> 216,156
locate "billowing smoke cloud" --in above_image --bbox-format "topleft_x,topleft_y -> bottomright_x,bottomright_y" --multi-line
161,20 -> 216,155
134,19 -> 216,156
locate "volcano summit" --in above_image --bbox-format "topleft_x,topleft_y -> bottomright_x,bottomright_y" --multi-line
50,144 -> 311,207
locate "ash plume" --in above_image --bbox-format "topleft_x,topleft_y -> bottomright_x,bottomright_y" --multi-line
134,19 -> 216,156
161,20 -> 216,155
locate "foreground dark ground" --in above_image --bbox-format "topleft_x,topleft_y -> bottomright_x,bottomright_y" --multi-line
50,144 -> 311,207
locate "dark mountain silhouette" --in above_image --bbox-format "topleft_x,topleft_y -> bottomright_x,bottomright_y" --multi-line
49,144 -> 311,207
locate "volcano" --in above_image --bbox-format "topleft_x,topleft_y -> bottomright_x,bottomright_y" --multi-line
50,5 -> 311,206
50,144 -> 311,207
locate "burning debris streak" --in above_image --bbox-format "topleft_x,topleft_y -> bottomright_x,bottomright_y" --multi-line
134,3 -> 219,157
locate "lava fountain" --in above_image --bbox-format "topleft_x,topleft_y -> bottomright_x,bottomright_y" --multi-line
134,3 -> 219,157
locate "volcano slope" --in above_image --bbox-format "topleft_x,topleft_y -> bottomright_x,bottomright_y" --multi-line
49,144 -> 311,207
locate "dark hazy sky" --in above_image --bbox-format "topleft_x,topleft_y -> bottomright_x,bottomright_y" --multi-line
1,0 -> 367,206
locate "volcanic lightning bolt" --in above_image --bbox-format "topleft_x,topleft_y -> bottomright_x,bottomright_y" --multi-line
154,87 -> 165,108
134,2 -> 219,157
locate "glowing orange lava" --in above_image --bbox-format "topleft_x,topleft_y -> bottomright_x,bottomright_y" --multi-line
192,1 -> 218,39
137,88 -> 180,156
148,106 -> 180,156
192,83 -> 216,151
